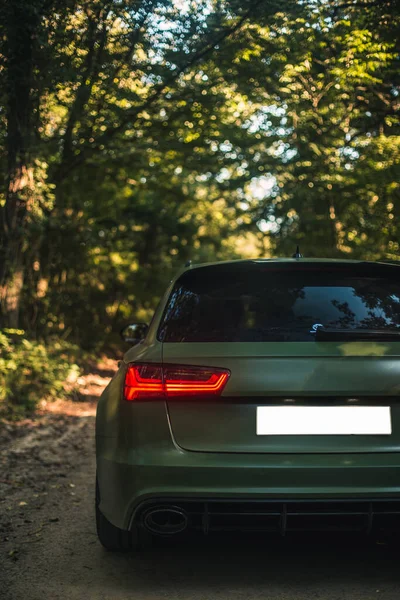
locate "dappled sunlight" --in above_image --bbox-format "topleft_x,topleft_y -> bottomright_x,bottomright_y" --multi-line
37,398 -> 98,418
338,342 -> 391,357
0,1 -> 399,597
36,357 -> 118,418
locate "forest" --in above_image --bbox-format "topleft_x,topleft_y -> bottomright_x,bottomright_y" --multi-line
0,0 -> 399,413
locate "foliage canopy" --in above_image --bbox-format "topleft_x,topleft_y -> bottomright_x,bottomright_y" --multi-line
0,0 -> 399,346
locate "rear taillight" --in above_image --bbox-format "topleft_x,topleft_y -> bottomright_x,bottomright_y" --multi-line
124,364 -> 230,401
124,364 -> 164,400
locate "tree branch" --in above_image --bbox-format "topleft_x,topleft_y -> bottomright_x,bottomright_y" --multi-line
56,0 -> 265,181
61,1 -> 113,163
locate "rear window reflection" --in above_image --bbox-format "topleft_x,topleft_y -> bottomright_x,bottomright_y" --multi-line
158,265 -> 400,342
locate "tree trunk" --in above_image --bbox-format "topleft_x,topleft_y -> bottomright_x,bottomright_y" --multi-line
3,263 -> 24,329
0,0 -> 39,329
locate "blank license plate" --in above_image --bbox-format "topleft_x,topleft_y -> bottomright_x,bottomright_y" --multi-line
256,406 -> 392,436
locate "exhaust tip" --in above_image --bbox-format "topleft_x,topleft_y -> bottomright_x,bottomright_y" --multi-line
142,506 -> 188,535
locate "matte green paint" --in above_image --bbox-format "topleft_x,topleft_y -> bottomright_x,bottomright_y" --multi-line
96,259 -> 400,530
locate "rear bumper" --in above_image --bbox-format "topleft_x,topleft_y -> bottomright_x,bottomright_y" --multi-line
96,436 -> 400,530
134,498 -> 400,535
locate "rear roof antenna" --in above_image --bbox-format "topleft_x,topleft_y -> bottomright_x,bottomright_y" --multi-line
292,245 -> 303,259
184,260 -> 192,267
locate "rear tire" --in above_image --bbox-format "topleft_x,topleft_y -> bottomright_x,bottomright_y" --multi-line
96,475 -> 152,552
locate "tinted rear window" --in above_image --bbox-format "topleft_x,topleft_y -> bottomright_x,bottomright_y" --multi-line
158,263 -> 400,342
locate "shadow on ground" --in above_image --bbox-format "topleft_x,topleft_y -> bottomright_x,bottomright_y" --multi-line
56,531 -> 400,600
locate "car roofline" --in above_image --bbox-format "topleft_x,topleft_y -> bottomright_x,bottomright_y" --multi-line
179,257 -> 400,275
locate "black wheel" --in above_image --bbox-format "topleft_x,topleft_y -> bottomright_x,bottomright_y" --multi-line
96,475 -> 152,552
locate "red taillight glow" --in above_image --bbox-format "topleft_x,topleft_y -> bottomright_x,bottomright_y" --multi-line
124,364 -> 230,401
124,364 -> 163,400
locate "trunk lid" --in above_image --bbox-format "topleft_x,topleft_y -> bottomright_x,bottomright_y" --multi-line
164,341 -> 400,453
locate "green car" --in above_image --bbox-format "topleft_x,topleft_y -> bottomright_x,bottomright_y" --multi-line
96,258 -> 400,551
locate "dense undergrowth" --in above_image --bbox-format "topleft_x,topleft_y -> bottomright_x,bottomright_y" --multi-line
0,331 -> 83,419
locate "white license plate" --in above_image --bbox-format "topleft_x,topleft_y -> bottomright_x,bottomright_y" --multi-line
256,406 -> 392,436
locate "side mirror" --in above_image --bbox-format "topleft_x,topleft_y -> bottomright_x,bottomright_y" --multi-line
120,323 -> 149,345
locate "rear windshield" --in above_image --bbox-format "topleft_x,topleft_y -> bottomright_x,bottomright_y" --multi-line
158,263 -> 400,342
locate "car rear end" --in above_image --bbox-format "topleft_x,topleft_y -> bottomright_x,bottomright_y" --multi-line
96,259 -> 400,539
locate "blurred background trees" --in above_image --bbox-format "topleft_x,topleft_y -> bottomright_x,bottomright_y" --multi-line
0,0 -> 399,347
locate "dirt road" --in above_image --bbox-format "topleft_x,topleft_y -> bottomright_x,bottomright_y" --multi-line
1,368 -> 400,599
